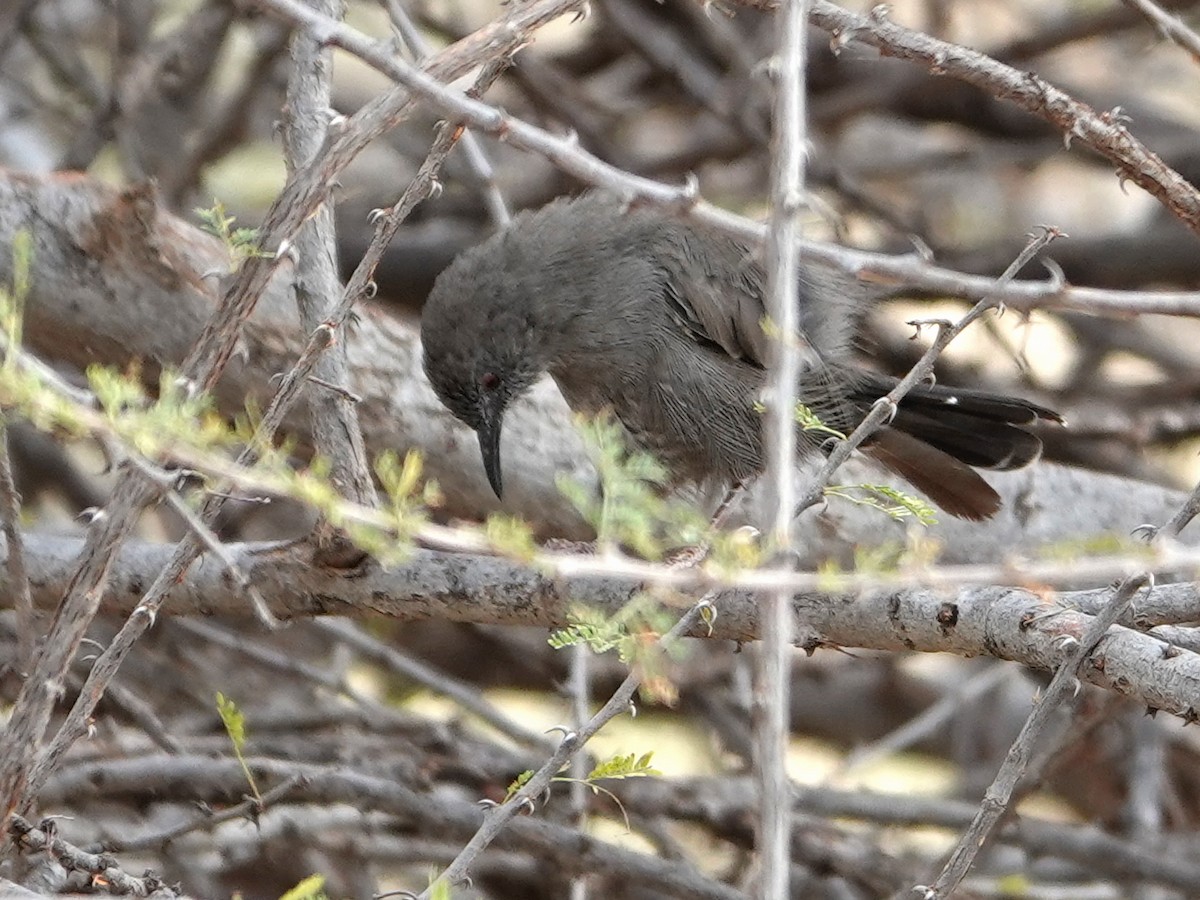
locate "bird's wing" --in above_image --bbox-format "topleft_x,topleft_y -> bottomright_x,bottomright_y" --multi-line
657,233 -> 860,371
660,235 -> 771,368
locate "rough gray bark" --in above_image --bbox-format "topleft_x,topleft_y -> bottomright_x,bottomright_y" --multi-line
3,529 -> 1199,718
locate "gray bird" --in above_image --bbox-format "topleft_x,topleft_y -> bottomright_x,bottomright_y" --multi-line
421,193 -> 1061,520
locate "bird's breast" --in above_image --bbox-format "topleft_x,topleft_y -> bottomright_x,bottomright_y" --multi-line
549,344 -> 766,488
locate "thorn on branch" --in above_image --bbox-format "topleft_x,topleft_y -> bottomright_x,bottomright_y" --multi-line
276,238 -> 296,263
680,173 -> 701,205
1131,523 -> 1158,542
828,28 -> 853,56
907,234 -> 934,263
906,317 -> 953,340
1101,106 -> 1132,128
872,396 -> 898,425
1038,257 -> 1066,293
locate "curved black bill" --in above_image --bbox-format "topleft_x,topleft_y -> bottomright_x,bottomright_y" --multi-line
477,420 -> 504,499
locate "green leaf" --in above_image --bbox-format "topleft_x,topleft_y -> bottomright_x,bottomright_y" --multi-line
586,751 -> 662,781
371,450 -> 433,557
825,483 -> 937,525
486,514 -> 538,561
1,228 -> 32,364
794,402 -> 848,441
557,413 -> 707,560
215,691 -> 246,751
504,769 -> 534,802
428,876 -> 453,900
216,692 -> 260,803
195,199 -> 272,270
278,874 -> 327,900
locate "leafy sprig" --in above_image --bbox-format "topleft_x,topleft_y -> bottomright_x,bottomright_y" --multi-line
504,750 -> 663,829
557,413 -> 707,560
215,692 -> 261,804
195,200 -> 273,270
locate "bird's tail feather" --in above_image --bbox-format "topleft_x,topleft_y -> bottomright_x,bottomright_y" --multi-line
850,375 -> 1062,520
865,429 -> 1001,521
888,406 -> 1043,470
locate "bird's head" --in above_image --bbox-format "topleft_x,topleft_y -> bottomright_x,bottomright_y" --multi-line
421,240 -> 552,500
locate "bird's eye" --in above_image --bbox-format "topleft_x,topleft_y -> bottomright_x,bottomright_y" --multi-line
480,372 -> 501,391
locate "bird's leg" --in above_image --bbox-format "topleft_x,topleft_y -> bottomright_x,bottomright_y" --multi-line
710,476 -> 753,531
664,477 -> 754,569
544,479 -> 753,564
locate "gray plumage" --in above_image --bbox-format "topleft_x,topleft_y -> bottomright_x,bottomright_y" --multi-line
421,193 -> 1061,520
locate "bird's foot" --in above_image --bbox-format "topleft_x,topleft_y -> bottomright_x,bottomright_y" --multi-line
543,538 -> 597,555
664,543 -> 711,570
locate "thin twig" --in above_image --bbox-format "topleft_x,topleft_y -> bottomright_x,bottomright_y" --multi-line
835,663 -> 1011,776
380,0 -> 510,226
335,53 -> 511,346
97,775 -> 305,853
924,572 -> 1153,897
126,454 -> 276,628
0,419 -> 35,674
170,618 -> 413,726
419,598 -> 714,898
90,677 -> 182,755
285,0 -> 378,512
312,618 -> 555,752
758,0 -> 811,895
568,641 -> 590,900
1121,0 -> 1200,64
804,1 -> 1200,236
